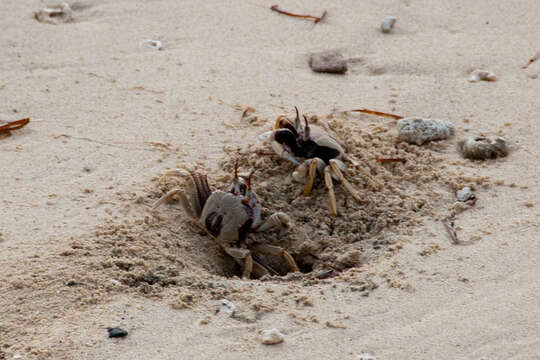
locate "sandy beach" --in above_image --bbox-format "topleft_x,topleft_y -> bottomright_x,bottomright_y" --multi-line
1,0 -> 539,359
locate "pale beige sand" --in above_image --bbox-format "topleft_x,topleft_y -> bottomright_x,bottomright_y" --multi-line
1,0 -> 539,359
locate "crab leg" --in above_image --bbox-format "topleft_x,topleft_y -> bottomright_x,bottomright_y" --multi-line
250,243 -> 299,273
224,247 -> 253,279
329,159 -> 362,204
324,166 -> 338,217
152,189 -> 196,218
303,159 -> 318,195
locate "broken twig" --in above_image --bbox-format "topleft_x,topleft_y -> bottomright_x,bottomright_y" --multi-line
0,118 -> 30,134
346,108 -> 404,120
522,50 -> 540,69
270,5 -> 327,24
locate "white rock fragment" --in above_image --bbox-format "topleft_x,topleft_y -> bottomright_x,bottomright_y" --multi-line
397,117 -> 455,145
468,69 -> 497,82
457,135 -> 508,160
141,39 -> 163,51
34,3 -> 72,24
357,353 -> 376,360
381,16 -> 397,33
261,329 -> 285,345
456,187 -> 474,202
219,299 -> 236,317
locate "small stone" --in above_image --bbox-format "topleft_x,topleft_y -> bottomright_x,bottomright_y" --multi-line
456,187 -> 474,202
381,16 -> 397,33
309,50 -> 348,74
261,329 -> 285,345
107,327 -> 128,338
468,69 -> 497,82
397,117 -> 455,145
218,299 -> 236,317
457,135 -> 508,160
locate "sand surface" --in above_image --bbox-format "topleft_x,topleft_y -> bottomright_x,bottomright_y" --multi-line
1,0 -> 539,359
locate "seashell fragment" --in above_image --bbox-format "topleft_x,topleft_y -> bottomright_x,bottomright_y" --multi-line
381,16 -> 397,33
456,187 -> 474,202
397,117 -> 455,145
141,39 -> 163,51
218,299 -> 236,316
261,329 -> 285,345
468,69 -> 497,82
34,3 -> 72,25
309,50 -> 348,74
457,135 -> 508,160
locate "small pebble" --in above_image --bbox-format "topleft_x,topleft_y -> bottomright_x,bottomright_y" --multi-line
309,50 -> 348,74
381,16 -> 397,33
261,329 -> 285,345
357,354 -> 376,360
107,327 -> 128,338
141,39 -> 163,51
218,299 -> 236,317
397,117 -> 455,145
34,3 -> 72,24
456,187 -> 474,202
457,135 -> 508,160
468,69 -> 497,82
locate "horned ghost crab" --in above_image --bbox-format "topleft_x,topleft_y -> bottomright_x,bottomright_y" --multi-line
152,162 -> 299,279
259,107 -> 370,217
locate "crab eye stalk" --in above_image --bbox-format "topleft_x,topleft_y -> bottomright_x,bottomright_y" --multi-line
303,115 -> 311,141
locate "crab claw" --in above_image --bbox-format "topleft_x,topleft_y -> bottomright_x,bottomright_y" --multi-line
258,130 -> 274,142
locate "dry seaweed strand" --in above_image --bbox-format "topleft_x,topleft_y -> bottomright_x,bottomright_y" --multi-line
270,4 -> 327,23
442,216 -> 459,244
376,158 -> 407,164
0,118 -> 30,133
521,50 -> 540,69
335,108 -> 404,120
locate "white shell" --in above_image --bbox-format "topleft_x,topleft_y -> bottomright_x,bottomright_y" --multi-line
468,69 -> 497,82
381,16 -> 397,33
456,187 -> 474,202
261,329 -> 285,345
357,354 -> 376,360
397,117 -> 455,145
34,3 -> 72,25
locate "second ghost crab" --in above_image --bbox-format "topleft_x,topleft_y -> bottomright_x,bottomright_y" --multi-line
152,161 -> 299,279
259,107 -> 370,217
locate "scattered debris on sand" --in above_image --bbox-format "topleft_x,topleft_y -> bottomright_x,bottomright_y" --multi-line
397,117 -> 455,145
457,135 -> 508,159
0,118 -> 30,139
309,50 -> 348,74
456,186 -> 475,202
141,39 -> 163,51
522,50 -> 540,69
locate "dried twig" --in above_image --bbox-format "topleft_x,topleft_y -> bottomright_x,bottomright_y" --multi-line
522,50 -> 540,69
270,4 -> 327,23
0,118 -> 30,133
346,108 -> 404,120
376,158 -> 407,164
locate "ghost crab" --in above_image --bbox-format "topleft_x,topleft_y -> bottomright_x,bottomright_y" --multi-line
259,107 -> 383,216
152,161 -> 299,279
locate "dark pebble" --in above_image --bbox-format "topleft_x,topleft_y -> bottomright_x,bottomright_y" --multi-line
107,327 -> 128,338
309,50 -> 348,74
